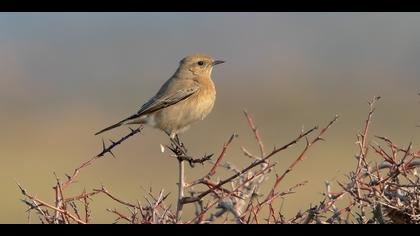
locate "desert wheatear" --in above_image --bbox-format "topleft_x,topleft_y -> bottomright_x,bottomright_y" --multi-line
95,53 -> 224,139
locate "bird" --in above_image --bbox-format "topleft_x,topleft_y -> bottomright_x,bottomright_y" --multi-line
95,53 -> 224,139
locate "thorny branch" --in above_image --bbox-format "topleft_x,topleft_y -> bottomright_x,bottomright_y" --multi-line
96,126 -> 143,158
18,96 -> 420,223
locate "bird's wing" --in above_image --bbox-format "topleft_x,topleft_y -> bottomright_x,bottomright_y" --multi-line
94,84 -> 200,135
95,78 -> 200,136
135,83 -> 200,116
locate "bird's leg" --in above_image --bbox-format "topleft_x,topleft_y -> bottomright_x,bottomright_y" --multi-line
175,134 -> 188,154
169,135 -> 188,156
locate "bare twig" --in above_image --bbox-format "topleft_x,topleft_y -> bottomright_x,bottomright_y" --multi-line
96,126 -> 143,158
176,159 -> 185,223
181,125 -> 319,205
244,110 -> 265,157
207,133 -> 237,177
17,183 -> 86,224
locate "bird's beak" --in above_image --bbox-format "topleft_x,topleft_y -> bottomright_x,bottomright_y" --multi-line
212,60 -> 225,66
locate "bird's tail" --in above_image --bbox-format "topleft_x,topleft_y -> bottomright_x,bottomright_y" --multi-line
94,122 -> 124,135
95,114 -> 141,135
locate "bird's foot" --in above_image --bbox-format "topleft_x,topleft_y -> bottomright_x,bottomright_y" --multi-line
169,135 -> 188,156
167,135 -> 213,167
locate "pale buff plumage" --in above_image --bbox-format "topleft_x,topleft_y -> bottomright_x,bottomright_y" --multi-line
95,53 -> 224,138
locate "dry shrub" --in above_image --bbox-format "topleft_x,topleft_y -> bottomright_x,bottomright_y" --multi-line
18,96 -> 420,224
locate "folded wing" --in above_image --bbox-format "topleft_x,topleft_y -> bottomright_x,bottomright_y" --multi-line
95,84 -> 200,135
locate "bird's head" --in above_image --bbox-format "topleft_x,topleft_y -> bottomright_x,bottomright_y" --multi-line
177,53 -> 224,78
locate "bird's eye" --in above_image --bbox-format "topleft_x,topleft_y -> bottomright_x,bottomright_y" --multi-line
197,61 -> 204,66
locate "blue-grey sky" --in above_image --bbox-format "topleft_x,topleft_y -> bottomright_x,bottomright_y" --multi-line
1,13 -> 420,111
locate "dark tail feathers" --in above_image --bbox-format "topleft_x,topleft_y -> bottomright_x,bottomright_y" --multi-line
94,121 -> 124,135
95,114 -> 141,135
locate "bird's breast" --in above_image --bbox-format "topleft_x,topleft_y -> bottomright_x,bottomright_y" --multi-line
152,77 -> 216,134
194,78 -> 216,120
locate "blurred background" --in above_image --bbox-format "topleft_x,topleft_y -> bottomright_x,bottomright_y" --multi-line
1,12 -> 420,223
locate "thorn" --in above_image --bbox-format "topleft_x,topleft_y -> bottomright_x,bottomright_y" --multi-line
102,138 -> 106,149
109,150 -> 116,158
16,181 -> 26,195
109,139 -> 116,145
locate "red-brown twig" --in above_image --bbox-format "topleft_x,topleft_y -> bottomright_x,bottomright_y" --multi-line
207,133 -> 237,177
181,125 -> 319,205
244,110 -> 265,157
93,186 -> 139,209
17,183 -> 86,224
62,156 -> 100,189
257,115 -> 339,215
